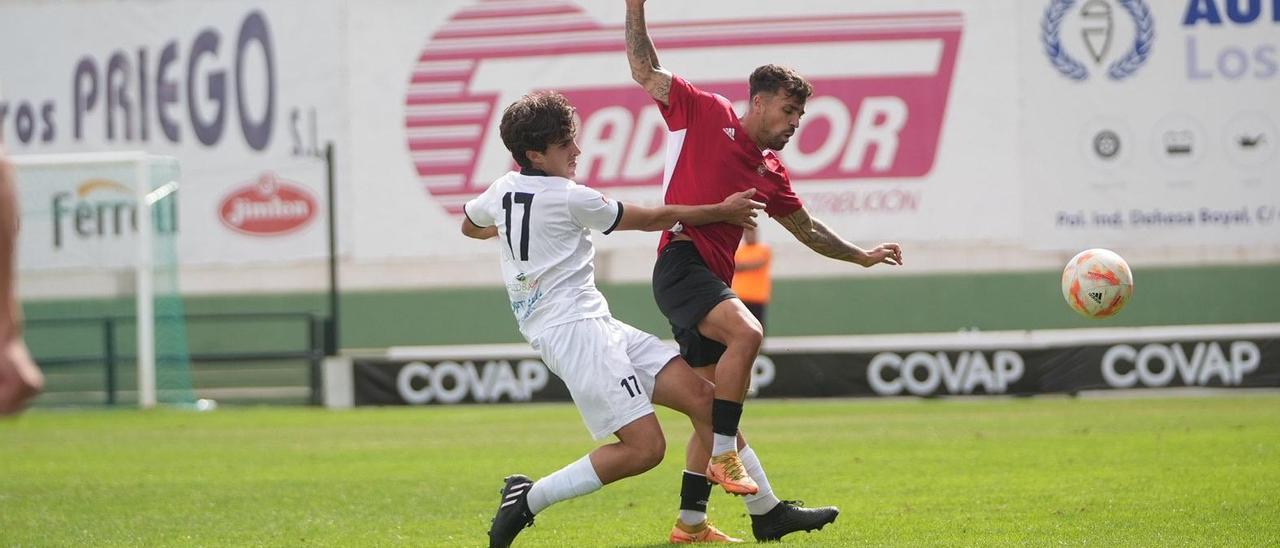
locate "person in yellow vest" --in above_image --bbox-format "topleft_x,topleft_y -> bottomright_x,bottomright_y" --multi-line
732,227 -> 772,334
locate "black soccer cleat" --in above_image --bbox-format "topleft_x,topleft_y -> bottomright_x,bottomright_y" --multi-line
488,474 -> 536,548
750,500 -> 839,542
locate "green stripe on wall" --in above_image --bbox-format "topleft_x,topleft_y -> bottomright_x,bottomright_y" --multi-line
21,264 -> 1280,356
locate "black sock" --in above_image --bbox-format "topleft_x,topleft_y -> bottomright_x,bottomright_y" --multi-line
680,471 -> 712,513
711,398 -> 743,437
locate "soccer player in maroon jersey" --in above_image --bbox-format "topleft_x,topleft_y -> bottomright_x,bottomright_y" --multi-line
625,0 -> 903,542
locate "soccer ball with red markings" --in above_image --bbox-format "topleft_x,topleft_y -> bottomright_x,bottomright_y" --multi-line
1061,249 -> 1133,319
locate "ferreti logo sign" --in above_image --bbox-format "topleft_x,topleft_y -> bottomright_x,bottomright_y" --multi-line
52,178 -> 178,248
404,1 -> 963,213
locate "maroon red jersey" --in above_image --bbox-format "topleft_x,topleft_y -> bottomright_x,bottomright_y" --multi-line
655,75 -> 803,284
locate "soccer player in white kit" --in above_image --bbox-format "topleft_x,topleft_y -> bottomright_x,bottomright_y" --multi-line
464,91 -> 764,547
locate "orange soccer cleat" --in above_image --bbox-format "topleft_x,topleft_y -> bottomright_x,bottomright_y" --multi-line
705,452 -> 758,496
669,520 -> 744,543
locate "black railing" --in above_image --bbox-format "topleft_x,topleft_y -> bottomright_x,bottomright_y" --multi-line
25,312 -> 329,406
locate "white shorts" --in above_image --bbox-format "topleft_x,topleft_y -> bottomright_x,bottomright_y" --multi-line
530,316 -> 681,440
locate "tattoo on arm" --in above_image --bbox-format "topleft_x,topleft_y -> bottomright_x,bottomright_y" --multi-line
648,73 -> 671,104
624,8 -> 659,73
776,208 -> 864,263
625,5 -> 671,103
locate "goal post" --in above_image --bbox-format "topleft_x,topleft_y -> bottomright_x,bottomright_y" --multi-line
12,151 -> 193,409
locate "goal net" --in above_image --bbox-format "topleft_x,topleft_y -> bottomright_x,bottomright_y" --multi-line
13,152 -> 194,408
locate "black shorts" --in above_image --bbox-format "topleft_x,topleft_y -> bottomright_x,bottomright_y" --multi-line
652,240 -> 737,367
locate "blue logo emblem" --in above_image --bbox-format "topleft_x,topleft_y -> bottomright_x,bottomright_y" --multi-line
1042,0 -> 1155,81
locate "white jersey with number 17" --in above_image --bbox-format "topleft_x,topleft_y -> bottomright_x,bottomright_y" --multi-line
463,171 -> 624,341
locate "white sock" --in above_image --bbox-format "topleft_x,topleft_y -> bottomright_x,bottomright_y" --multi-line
526,454 -> 603,515
739,445 -> 781,515
678,510 -> 707,527
712,433 -> 737,456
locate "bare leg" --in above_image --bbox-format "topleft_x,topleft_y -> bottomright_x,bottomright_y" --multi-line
588,412 -> 667,484
682,365 -> 717,470
651,359 -> 733,537
524,412 -> 667,517
695,298 -> 762,404
682,363 -> 838,542
691,365 -> 780,515
648,357 -> 716,471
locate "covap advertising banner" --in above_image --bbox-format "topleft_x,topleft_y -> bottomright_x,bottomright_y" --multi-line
342,326 -> 1280,405
0,1 -> 344,269
1021,0 -> 1280,250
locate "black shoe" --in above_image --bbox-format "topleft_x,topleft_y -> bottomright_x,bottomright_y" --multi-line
488,474 -> 536,548
750,500 -> 839,542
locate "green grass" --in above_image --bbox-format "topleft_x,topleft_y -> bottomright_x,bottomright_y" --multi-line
2,396 -> 1278,546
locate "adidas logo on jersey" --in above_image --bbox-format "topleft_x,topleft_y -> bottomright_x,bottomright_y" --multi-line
722,127 -> 735,141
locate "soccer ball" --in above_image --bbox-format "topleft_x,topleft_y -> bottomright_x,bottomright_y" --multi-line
1061,248 -> 1133,319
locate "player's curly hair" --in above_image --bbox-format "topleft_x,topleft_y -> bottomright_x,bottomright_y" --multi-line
499,91 -> 577,170
748,64 -> 813,102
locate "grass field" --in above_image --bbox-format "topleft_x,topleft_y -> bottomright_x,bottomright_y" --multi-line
2,395 -> 1278,546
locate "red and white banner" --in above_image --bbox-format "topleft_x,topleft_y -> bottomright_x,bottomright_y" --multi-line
403,2 -> 963,215
218,173 -> 318,237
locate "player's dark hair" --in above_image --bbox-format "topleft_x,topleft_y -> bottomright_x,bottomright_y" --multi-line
748,64 -> 813,102
499,91 -> 577,170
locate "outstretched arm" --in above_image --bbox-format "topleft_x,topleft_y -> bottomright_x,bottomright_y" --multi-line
775,206 -> 903,267
625,0 -> 673,104
0,147 -> 44,416
0,151 -> 19,333
615,189 -> 764,232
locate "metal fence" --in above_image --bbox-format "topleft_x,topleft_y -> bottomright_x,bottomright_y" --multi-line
25,312 -> 329,407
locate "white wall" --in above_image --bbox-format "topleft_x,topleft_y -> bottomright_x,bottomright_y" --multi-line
2,0 -> 1276,299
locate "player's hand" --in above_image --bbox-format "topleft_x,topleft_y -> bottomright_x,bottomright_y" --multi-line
718,188 -> 766,228
0,335 -> 42,416
860,243 -> 903,267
